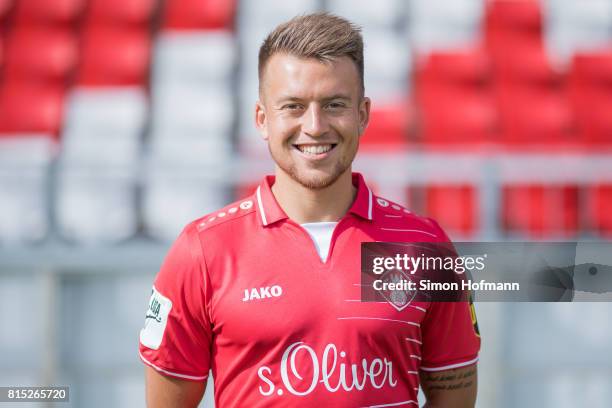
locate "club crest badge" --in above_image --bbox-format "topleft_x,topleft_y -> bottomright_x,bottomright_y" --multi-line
378,268 -> 417,312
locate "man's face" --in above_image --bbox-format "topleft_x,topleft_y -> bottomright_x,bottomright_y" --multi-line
256,54 -> 370,190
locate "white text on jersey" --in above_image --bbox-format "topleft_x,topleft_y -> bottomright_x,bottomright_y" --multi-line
257,342 -> 397,397
242,285 -> 283,302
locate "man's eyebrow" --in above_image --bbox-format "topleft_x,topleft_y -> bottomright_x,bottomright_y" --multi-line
322,94 -> 352,102
273,96 -> 304,105
275,94 -> 352,103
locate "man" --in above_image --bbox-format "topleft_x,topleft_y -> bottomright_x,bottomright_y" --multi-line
139,13 -> 480,407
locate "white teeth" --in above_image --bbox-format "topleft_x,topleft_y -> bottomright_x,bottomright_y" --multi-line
298,144 -> 333,155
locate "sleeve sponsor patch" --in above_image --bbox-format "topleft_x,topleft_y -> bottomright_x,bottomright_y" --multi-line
139,286 -> 173,350
469,294 -> 480,338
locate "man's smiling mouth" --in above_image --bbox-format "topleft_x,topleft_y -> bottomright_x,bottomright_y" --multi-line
293,144 -> 337,155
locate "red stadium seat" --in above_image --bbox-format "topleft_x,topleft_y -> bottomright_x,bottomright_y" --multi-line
87,0 -> 156,28
486,0 -> 542,33
162,0 -> 236,30
77,26 -> 151,86
587,185 -> 612,236
415,50 -> 497,145
3,28 -> 78,86
0,84 -> 65,135
419,94 -> 499,145
415,49 -> 492,95
502,185 -> 579,238
496,91 -> 576,146
571,51 -> 612,85
573,96 -> 612,146
494,46 -> 563,90
425,185 -> 477,237
12,0 -> 86,26
361,102 -> 411,147
485,0 -> 543,61
568,51 -> 612,146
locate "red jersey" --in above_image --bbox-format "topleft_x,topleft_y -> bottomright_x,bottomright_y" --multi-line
139,173 -> 480,407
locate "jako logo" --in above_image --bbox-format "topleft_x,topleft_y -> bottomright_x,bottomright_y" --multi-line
242,285 -> 283,302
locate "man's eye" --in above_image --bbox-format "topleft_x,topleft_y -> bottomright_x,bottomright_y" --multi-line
283,104 -> 302,110
326,102 -> 346,109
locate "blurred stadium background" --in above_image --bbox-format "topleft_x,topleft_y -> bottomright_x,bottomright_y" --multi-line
0,0 -> 610,406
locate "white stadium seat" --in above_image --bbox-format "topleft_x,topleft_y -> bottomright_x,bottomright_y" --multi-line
544,0 -> 612,63
408,0 -> 483,53
153,30 -> 236,86
0,134 -> 54,243
143,163 -> 229,240
62,87 -> 148,140
238,0 -> 321,28
56,164 -> 138,243
326,0 -> 406,29
151,84 -> 235,140
363,28 -> 411,102
148,133 -> 232,167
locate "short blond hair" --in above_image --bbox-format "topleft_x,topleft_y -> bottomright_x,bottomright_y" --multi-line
258,12 -> 364,94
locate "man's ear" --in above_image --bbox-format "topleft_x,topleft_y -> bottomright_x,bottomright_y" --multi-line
358,96 -> 371,136
255,100 -> 268,141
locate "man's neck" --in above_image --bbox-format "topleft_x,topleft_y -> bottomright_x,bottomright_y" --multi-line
271,169 -> 357,224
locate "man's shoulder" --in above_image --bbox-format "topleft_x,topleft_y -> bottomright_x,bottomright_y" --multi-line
183,195 -> 258,237
370,194 -> 447,240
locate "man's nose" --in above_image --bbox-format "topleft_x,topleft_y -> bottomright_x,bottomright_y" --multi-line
301,104 -> 329,137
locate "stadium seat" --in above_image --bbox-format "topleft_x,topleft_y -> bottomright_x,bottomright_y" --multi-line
12,0 -> 86,26
327,0 -> 405,29
494,46 -> 563,90
406,184 -> 477,237
486,0 -> 542,32
587,185 -> 612,236
162,0 -> 236,30
546,0 -> 612,61
143,165 -> 230,241
496,91 -> 575,146
485,0 -> 543,60
56,164 -> 138,243
418,93 -> 498,145
62,87 -> 147,142
151,85 -> 234,141
568,51 -> 612,145
238,0 -> 318,28
362,29 -> 411,101
502,185 -> 579,238
86,0 -> 156,28
0,84 -> 65,136
62,128 -> 141,165
3,27 -> 78,86
428,185 -> 477,237
415,50 -> 498,145
148,134 -> 232,168
77,26 -> 151,86
408,0 -> 483,52
361,102 -> 412,147
153,30 -> 236,86
415,49 -> 492,96
0,134 -> 54,243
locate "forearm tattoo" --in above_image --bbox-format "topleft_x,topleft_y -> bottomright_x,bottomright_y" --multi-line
421,367 -> 476,391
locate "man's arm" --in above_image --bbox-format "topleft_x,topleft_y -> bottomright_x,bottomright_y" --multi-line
419,364 -> 477,408
145,367 -> 206,408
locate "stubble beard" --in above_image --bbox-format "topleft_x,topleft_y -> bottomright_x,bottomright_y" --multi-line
269,144 -> 357,190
